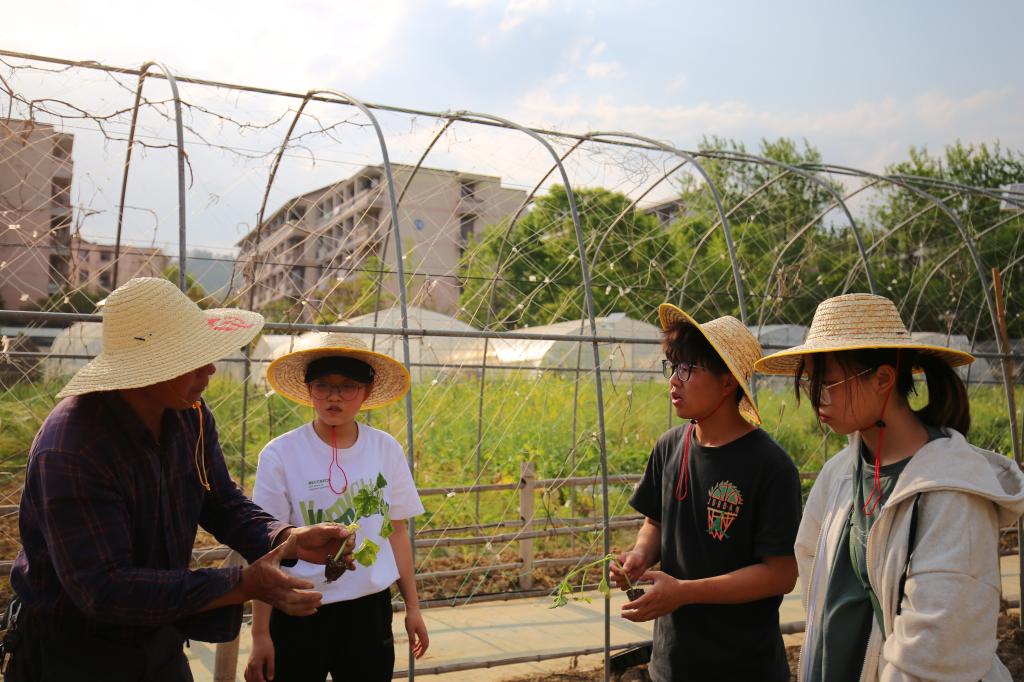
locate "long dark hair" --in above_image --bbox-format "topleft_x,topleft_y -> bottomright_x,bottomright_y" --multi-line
794,348 -> 971,435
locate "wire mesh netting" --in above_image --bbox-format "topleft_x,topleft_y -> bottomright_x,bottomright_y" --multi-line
1,50 -> 1024,677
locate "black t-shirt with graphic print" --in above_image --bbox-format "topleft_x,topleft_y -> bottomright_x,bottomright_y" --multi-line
629,425 -> 802,682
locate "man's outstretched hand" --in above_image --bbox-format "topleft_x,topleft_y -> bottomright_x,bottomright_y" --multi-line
239,525 -> 356,616
281,523 -> 356,566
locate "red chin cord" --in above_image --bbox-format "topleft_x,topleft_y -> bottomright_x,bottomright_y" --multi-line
863,351 -> 901,516
674,392 -> 732,501
327,424 -> 349,495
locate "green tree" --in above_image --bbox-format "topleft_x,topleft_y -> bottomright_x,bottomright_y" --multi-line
162,265 -> 213,309
312,256 -> 394,324
673,137 -> 844,326
32,289 -> 105,314
872,142 -> 1024,336
258,256 -> 394,325
458,185 -> 675,329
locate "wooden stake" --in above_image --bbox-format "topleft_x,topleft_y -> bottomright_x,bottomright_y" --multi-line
993,267 -> 1023,629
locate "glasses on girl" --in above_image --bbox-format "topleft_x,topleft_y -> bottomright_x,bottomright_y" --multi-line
798,366 -> 875,406
662,360 -> 702,383
308,381 -> 364,401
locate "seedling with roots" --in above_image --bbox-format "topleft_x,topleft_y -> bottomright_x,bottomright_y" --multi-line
549,554 -> 645,608
324,474 -> 394,582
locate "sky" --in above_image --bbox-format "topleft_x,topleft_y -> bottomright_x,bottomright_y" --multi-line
4,0 -> 1023,254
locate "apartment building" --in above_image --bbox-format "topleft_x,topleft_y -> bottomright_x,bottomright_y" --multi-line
235,164 -> 526,316
0,119 -> 73,309
70,236 -> 168,292
644,197 -> 685,226
0,119 -> 171,310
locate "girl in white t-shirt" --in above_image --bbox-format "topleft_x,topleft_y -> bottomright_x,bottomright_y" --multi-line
245,333 -> 427,682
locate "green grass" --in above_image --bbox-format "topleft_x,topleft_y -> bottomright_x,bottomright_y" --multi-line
2,376 -> 1021,532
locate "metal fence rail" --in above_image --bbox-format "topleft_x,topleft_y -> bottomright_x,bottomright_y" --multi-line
1,49 -> 1022,682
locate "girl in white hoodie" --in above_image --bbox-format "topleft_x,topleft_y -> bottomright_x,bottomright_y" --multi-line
755,293 -> 1024,682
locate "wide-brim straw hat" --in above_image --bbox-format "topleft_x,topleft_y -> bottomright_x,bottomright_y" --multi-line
57,277 -> 264,398
267,332 -> 410,410
658,303 -> 763,425
754,293 -> 976,375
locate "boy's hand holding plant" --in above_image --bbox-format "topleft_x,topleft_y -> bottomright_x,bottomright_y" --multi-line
549,553 -> 646,609
610,549 -> 649,602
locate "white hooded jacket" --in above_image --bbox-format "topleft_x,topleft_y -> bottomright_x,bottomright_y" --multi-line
796,429 -> 1024,681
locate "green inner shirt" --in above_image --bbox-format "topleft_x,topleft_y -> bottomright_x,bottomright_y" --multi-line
808,426 -> 944,682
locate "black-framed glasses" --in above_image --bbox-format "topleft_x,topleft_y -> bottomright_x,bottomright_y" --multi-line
308,381 -> 365,401
798,366 -> 875,406
662,359 -> 702,382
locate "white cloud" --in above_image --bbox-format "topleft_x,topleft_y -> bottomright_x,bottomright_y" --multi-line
667,75 -> 688,92
585,61 -> 623,79
499,0 -> 554,32
1,0 -> 410,91
512,83 -> 1024,172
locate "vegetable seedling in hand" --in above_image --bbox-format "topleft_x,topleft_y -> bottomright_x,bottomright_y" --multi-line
550,554 -> 642,608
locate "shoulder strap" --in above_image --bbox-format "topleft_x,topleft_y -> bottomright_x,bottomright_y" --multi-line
895,493 -> 922,616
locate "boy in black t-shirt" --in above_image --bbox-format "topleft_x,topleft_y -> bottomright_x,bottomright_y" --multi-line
611,304 -> 801,682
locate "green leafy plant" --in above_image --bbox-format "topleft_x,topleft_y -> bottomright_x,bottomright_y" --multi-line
549,554 -> 644,609
324,474 -> 393,582
353,473 -> 392,538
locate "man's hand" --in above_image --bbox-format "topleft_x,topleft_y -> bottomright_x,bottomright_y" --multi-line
610,549 -> 648,590
241,535 -> 322,616
279,523 -> 355,565
620,570 -> 689,622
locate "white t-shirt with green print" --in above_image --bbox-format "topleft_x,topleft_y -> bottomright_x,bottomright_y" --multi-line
253,422 -> 424,604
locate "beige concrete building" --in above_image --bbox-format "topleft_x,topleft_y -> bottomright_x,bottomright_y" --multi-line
644,197 -> 685,226
0,119 -> 169,310
70,236 -> 168,293
235,164 -> 526,317
0,119 -> 73,309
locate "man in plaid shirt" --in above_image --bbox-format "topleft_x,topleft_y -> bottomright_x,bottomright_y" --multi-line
5,278 -> 355,682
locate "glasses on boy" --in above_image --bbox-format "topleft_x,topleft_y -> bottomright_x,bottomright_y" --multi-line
662,360 -> 703,383
308,381 -> 364,401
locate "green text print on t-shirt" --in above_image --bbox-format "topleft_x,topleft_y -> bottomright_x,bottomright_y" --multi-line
300,473 -> 389,525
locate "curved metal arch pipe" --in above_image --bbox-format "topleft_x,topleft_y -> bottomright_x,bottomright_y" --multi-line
701,149 -> 878,296
244,87 -> 414,379
814,164 -> 1020,465
378,114 -> 587,522
240,91 -> 319,312
369,116 -> 459,342
751,186 -> 875,341
907,210 -> 1022,329
449,110 -> 614,681
888,173 -> 1024,212
585,159 -> 689,282
236,91 -> 418,681
305,87 -> 418,678
587,132 -> 748,324
679,171 -> 792,309
112,61 -> 187,292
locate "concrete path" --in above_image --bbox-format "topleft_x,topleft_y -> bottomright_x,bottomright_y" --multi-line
188,556 -> 1022,680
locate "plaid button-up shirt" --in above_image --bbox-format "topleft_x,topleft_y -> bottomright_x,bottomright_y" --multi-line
10,391 -> 290,642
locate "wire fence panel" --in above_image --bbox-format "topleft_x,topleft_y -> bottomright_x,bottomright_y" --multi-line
2,51 -> 1024,679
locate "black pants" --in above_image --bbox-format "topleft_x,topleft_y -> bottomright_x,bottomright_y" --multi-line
268,589 -> 395,682
4,610 -> 192,682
